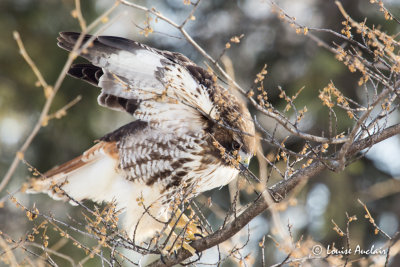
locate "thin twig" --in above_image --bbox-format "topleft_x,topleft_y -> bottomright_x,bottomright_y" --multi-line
0,2 -> 120,193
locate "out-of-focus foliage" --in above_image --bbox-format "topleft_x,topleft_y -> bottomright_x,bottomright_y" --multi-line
1,0 -> 400,266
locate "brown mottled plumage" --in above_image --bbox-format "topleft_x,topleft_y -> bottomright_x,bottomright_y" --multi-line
27,32 -> 256,243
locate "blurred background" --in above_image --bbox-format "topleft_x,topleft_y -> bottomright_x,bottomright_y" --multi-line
1,0 -> 400,266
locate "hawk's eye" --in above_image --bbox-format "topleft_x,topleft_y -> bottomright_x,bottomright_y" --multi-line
232,141 -> 241,150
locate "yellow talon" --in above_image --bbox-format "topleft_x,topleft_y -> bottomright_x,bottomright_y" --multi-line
162,208 -> 204,255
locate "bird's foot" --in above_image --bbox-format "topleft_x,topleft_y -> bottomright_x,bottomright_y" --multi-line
170,208 -> 204,240
162,209 -> 204,255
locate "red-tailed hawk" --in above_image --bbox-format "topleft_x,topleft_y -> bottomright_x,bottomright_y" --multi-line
27,32 -> 256,245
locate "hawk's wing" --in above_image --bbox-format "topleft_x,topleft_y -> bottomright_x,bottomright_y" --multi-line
57,32 -> 217,131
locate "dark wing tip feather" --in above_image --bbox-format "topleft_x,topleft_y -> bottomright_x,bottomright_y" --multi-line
57,32 -> 145,54
100,120 -> 148,142
68,64 -> 103,86
59,31 -> 84,40
97,35 -> 150,54
57,32 -> 93,52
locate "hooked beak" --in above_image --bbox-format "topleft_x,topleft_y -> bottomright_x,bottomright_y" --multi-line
238,151 -> 260,182
239,151 -> 252,171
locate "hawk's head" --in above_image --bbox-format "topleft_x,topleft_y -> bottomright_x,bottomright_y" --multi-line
206,86 -> 256,170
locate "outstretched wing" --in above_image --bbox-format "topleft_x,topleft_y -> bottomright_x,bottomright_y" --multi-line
57,32 -> 217,131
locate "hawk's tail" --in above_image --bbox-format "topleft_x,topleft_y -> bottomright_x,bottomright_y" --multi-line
26,141 -> 120,205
